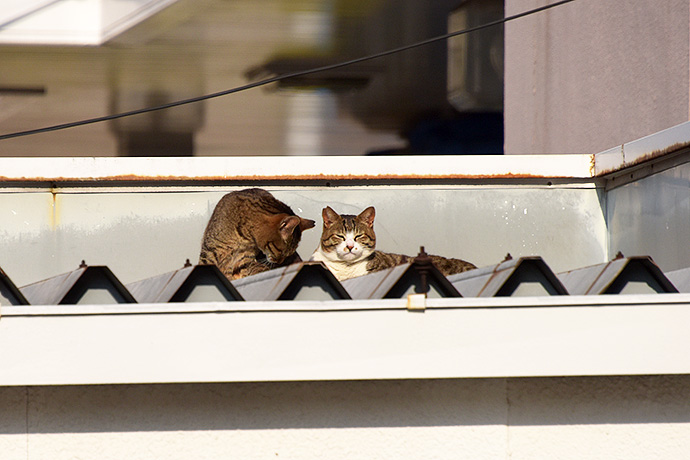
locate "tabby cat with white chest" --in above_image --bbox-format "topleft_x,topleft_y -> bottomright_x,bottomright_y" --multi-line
310,206 -> 476,281
199,188 -> 315,280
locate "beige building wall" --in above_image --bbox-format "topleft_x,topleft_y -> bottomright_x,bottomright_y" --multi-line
504,0 -> 690,154
1,376 -> 689,459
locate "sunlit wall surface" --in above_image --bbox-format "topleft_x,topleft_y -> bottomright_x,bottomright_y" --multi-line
504,0 -> 690,155
607,161 -> 690,272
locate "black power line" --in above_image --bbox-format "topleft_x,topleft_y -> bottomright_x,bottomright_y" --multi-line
0,0 -> 577,141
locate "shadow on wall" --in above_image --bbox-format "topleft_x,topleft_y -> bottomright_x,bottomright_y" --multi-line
3,375 -> 690,434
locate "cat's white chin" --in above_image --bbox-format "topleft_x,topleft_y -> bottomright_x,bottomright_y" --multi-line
311,248 -> 367,266
337,248 -> 373,263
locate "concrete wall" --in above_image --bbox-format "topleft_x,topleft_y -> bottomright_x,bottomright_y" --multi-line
1,376 -> 689,459
504,0 -> 690,154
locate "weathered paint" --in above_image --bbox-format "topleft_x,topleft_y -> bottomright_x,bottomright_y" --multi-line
50,190 -> 59,230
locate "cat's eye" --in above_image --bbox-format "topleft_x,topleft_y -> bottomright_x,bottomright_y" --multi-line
354,235 -> 368,242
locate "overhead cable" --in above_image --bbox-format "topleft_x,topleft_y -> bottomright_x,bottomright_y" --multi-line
0,0 -> 576,141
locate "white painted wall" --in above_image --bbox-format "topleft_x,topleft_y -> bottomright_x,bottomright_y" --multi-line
1,376 -> 689,459
504,0 -> 690,154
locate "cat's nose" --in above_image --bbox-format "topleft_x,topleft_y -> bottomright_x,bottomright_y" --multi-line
346,241 -> 355,251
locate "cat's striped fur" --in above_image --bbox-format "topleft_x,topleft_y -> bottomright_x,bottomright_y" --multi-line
199,188 -> 315,280
311,206 -> 475,281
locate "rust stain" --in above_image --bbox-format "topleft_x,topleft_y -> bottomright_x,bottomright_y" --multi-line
0,172 -> 572,184
584,260 -> 614,295
476,261 -> 506,297
49,190 -> 59,229
595,141 -> 690,176
627,141 -> 690,167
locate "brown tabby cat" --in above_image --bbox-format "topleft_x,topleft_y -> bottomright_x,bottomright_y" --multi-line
199,188 -> 315,280
310,206 -> 476,281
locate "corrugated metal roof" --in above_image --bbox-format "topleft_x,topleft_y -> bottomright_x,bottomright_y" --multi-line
126,262 -> 243,303
557,255 -> 677,295
342,254 -> 462,299
19,263 -> 136,305
4,255 -> 686,305
231,262 -> 351,301
446,255 -> 568,297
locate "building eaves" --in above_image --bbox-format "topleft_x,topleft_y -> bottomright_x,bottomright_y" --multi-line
0,0 -> 179,46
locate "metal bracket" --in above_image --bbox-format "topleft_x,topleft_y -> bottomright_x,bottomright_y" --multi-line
406,293 -> 426,312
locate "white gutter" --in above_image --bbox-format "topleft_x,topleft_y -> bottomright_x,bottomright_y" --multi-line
1,294 -> 689,386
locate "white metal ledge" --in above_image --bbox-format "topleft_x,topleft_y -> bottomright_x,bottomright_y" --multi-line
0,154 -> 595,184
1,294 -> 689,386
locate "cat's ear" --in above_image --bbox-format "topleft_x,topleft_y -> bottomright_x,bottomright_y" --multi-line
279,215 -> 301,241
299,217 -> 316,231
357,206 -> 376,227
322,206 -> 340,228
